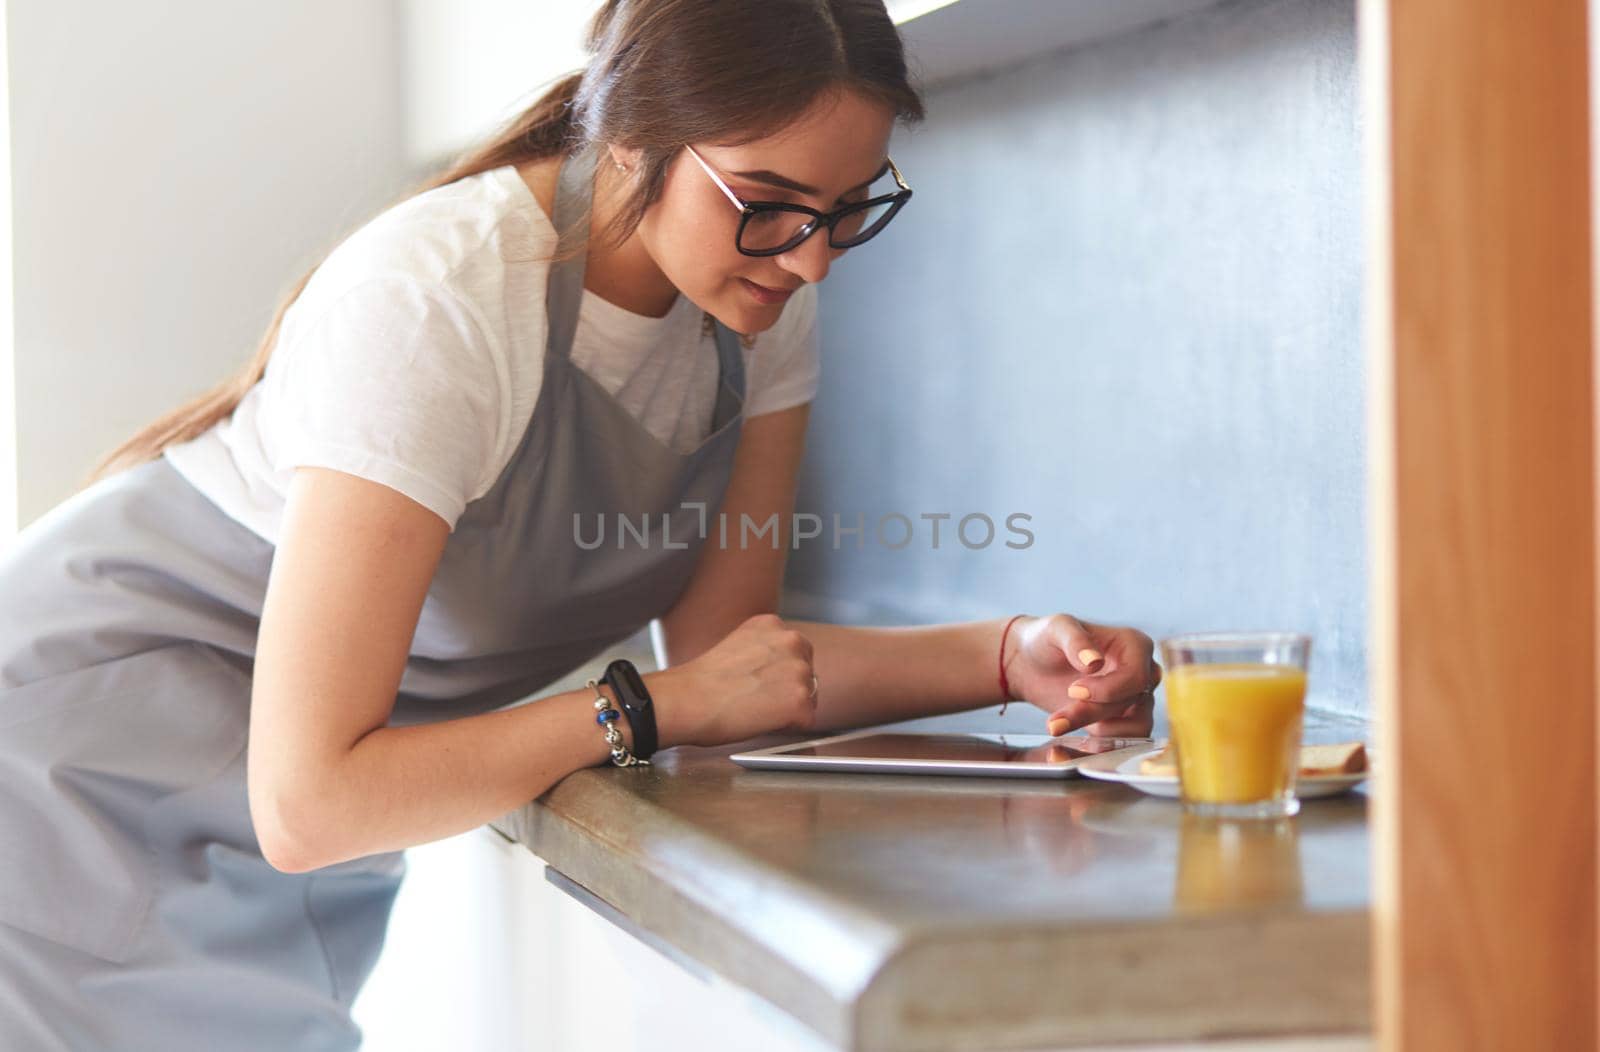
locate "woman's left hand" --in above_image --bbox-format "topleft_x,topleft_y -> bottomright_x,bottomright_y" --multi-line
1006,613 -> 1161,737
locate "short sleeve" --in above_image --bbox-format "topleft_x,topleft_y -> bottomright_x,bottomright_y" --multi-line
259,275 -> 509,532
743,283 -> 821,417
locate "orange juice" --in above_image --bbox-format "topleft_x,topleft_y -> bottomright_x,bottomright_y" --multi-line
1165,663 -> 1307,805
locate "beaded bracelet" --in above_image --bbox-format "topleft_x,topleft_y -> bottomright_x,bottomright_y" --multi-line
586,677 -> 651,768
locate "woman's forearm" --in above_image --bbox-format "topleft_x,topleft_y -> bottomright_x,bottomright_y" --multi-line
789,617 -> 1020,733
273,680 -> 638,872
274,615 -> 1022,869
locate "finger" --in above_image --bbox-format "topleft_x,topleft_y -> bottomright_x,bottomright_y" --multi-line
1047,687 -> 1155,733
1130,628 -> 1157,669
786,628 -> 814,662
1045,697 -> 1125,735
1062,661 -> 1150,706
1083,714 -> 1153,738
1109,626 -> 1158,692
1081,693 -> 1156,737
1045,700 -> 1092,735
1044,614 -> 1106,674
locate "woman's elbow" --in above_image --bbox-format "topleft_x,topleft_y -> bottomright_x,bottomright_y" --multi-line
249,778 -> 335,874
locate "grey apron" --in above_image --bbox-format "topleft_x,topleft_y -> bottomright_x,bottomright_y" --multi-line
0,143 -> 747,1050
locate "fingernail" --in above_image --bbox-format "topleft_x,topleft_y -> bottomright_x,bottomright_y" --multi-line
1047,717 -> 1069,736
1068,684 -> 1091,700
1078,648 -> 1105,672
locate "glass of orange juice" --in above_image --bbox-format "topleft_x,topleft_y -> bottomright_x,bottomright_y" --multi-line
1159,632 -> 1311,819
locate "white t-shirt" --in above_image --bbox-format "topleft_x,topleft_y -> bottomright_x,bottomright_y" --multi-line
163,164 -> 820,545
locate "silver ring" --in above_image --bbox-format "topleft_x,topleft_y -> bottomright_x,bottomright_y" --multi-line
809,674 -> 819,698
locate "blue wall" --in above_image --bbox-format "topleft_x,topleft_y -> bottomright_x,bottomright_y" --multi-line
783,0 -> 1366,721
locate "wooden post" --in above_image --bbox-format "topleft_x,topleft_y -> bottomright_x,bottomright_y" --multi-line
1365,0 -> 1599,1048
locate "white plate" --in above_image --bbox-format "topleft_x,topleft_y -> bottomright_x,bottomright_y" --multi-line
1075,745 -> 1369,800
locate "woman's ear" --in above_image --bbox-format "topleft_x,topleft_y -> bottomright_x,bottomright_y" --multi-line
605,142 -> 644,174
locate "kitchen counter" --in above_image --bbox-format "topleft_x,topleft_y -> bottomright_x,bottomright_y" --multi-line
489,720 -> 1371,1051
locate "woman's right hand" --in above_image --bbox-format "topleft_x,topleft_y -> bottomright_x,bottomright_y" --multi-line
647,613 -> 817,748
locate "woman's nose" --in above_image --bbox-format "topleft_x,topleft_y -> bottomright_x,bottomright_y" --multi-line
776,232 -> 840,285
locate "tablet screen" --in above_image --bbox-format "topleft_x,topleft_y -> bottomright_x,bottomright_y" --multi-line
777,733 -> 1121,765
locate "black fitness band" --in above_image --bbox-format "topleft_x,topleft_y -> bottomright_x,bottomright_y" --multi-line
601,658 -> 658,760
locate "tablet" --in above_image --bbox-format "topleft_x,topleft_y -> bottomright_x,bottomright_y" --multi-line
729,730 -> 1157,779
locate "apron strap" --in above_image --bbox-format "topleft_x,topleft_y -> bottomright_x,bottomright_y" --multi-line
547,144 -> 600,362
548,142 -> 747,408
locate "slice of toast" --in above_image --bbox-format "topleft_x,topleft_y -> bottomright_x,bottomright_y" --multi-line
1138,747 -> 1177,777
1137,742 -> 1367,778
1298,741 -> 1368,775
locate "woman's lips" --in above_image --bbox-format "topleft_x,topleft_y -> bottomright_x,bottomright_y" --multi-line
740,278 -> 797,305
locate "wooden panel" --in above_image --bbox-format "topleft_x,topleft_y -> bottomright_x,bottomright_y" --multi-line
1369,0 -> 1598,1048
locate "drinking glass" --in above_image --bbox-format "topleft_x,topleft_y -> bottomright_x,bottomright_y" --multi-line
1159,632 -> 1312,819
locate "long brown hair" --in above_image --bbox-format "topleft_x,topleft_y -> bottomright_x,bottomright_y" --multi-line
84,0 -> 924,488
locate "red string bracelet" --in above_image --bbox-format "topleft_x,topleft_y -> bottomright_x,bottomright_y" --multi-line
997,614 -> 1025,715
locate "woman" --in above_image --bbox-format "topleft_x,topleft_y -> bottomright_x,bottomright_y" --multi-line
0,1 -> 1160,1048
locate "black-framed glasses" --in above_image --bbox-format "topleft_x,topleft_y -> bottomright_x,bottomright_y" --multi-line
684,143 -> 913,257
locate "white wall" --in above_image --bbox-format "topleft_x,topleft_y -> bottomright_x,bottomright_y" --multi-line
398,0 -> 600,168
0,0 -> 16,540
6,0 -> 408,526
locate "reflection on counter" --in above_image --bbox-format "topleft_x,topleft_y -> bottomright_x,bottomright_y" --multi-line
688,751 -> 1369,921
1073,788 -> 1367,915
1175,814 -> 1304,914
721,764 -> 1149,889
